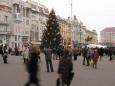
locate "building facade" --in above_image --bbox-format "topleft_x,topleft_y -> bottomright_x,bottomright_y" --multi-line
72,16 -> 86,47
100,27 -> 115,47
85,29 -> 98,44
0,0 -> 12,45
0,0 -> 49,50
0,0 -> 98,50
57,16 -> 71,48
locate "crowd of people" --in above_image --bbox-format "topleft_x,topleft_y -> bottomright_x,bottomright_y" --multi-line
0,43 -> 115,86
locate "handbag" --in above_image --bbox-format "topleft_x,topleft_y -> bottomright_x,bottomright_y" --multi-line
56,78 -> 60,86
56,74 -> 62,86
69,72 -> 74,81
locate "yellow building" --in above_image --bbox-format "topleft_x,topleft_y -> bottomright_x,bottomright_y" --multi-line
85,29 -> 98,44
57,17 -> 71,48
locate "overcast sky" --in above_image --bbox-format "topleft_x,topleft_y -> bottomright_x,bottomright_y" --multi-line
26,0 -> 115,38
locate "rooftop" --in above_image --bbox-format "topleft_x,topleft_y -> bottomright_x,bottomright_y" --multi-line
101,27 -> 115,32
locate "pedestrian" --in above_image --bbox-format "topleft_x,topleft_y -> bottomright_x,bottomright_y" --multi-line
57,49 -> 74,86
92,49 -> 99,69
98,48 -> 104,61
82,47 -> 88,65
0,44 -> 3,56
23,45 -> 29,64
25,46 -> 40,86
67,46 -> 73,60
44,47 -> 54,72
73,47 -> 78,60
3,44 -> 8,64
8,47 -> 12,55
108,48 -> 113,61
15,47 -> 19,56
87,48 -> 93,66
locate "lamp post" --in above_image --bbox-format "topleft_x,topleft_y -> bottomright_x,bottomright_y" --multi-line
70,0 -> 73,20
80,29 -> 82,43
70,0 -> 73,48
79,28 -> 82,48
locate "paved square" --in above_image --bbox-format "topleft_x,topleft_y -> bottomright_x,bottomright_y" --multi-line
0,54 -> 115,86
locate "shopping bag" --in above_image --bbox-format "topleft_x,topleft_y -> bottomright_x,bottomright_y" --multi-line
89,59 -> 94,65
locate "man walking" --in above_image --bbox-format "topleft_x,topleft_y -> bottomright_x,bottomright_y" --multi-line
44,47 -> 54,72
3,44 -> 8,64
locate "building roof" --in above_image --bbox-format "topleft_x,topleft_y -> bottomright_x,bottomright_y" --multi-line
101,27 -> 115,32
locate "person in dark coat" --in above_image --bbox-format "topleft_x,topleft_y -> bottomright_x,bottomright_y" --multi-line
57,46 -> 64,60
98,48 -> 104,61
73,47 -> 78,60
44,47 -> 54,72
58,49 -> 73,86
3,44 -> 8,64
25,46 -> 40,86
82,47 -> 88,65
108,48 -> 113,61
0,44 -> 3,56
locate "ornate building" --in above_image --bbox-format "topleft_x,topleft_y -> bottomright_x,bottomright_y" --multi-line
72,16 -> 86,47
85,29 -> 98,44
0,0 -> 98,50
0,0 -> 49,50
0,0 -> 12,45
57,16 -> 71,48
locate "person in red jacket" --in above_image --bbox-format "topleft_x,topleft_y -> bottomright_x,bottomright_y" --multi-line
92,49 -> 99,69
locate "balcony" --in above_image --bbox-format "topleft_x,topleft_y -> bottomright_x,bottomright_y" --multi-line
14,13 -> 23,22
12,0 -> 20,5
0,0 -> 12,8
24,3 -> 31,8
0,21 -> 9,25
0,31 -> 10,35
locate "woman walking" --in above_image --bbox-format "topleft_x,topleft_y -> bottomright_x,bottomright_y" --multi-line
92,49 -> 99,69
57,49 -> 74,86
23,45 -> 29,64
25,46 -> 40,86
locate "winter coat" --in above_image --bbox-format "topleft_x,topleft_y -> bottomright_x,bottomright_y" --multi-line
82,48 -> 87,57
92,51 -> 99,63
58,57 -> 73,85
26,52 -> 39,83
44,48 -> 52,60
23,47 -> 29,59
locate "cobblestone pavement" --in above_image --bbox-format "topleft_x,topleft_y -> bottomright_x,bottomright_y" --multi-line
0,54 -> 115,86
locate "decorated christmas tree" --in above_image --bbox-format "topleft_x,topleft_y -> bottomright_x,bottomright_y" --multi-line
41,9 -> 62,51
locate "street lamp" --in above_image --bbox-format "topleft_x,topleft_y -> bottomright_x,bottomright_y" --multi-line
70,0 -> 73,20
70,0 -> 73,48
80,29 -> 82,43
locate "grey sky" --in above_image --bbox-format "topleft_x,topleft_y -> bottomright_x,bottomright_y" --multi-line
27,0 -> 115,39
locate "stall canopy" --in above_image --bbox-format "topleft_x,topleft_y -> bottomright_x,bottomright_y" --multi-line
87,44 -> 107,48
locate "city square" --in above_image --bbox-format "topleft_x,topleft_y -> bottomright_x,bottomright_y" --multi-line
0,54 -> 115,86
0,0 -> 115,86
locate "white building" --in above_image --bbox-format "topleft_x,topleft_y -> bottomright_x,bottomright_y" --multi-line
72,15 -> 86,47
0,0 -> 12,45
100,27 -> 115,47
0,0 -> 49,50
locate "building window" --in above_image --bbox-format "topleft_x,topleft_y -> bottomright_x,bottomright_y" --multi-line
15,35 -> 17,41
26,20 -> 29,25
4,16 -> 8,22
4,26 -> 7,32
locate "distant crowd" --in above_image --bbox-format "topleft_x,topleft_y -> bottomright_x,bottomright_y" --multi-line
0,44 -> 115,86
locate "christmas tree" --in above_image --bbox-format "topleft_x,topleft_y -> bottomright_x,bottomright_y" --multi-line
41,9 -> 62,51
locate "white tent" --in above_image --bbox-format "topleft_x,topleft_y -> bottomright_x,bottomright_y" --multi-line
87,44 -> 107,48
